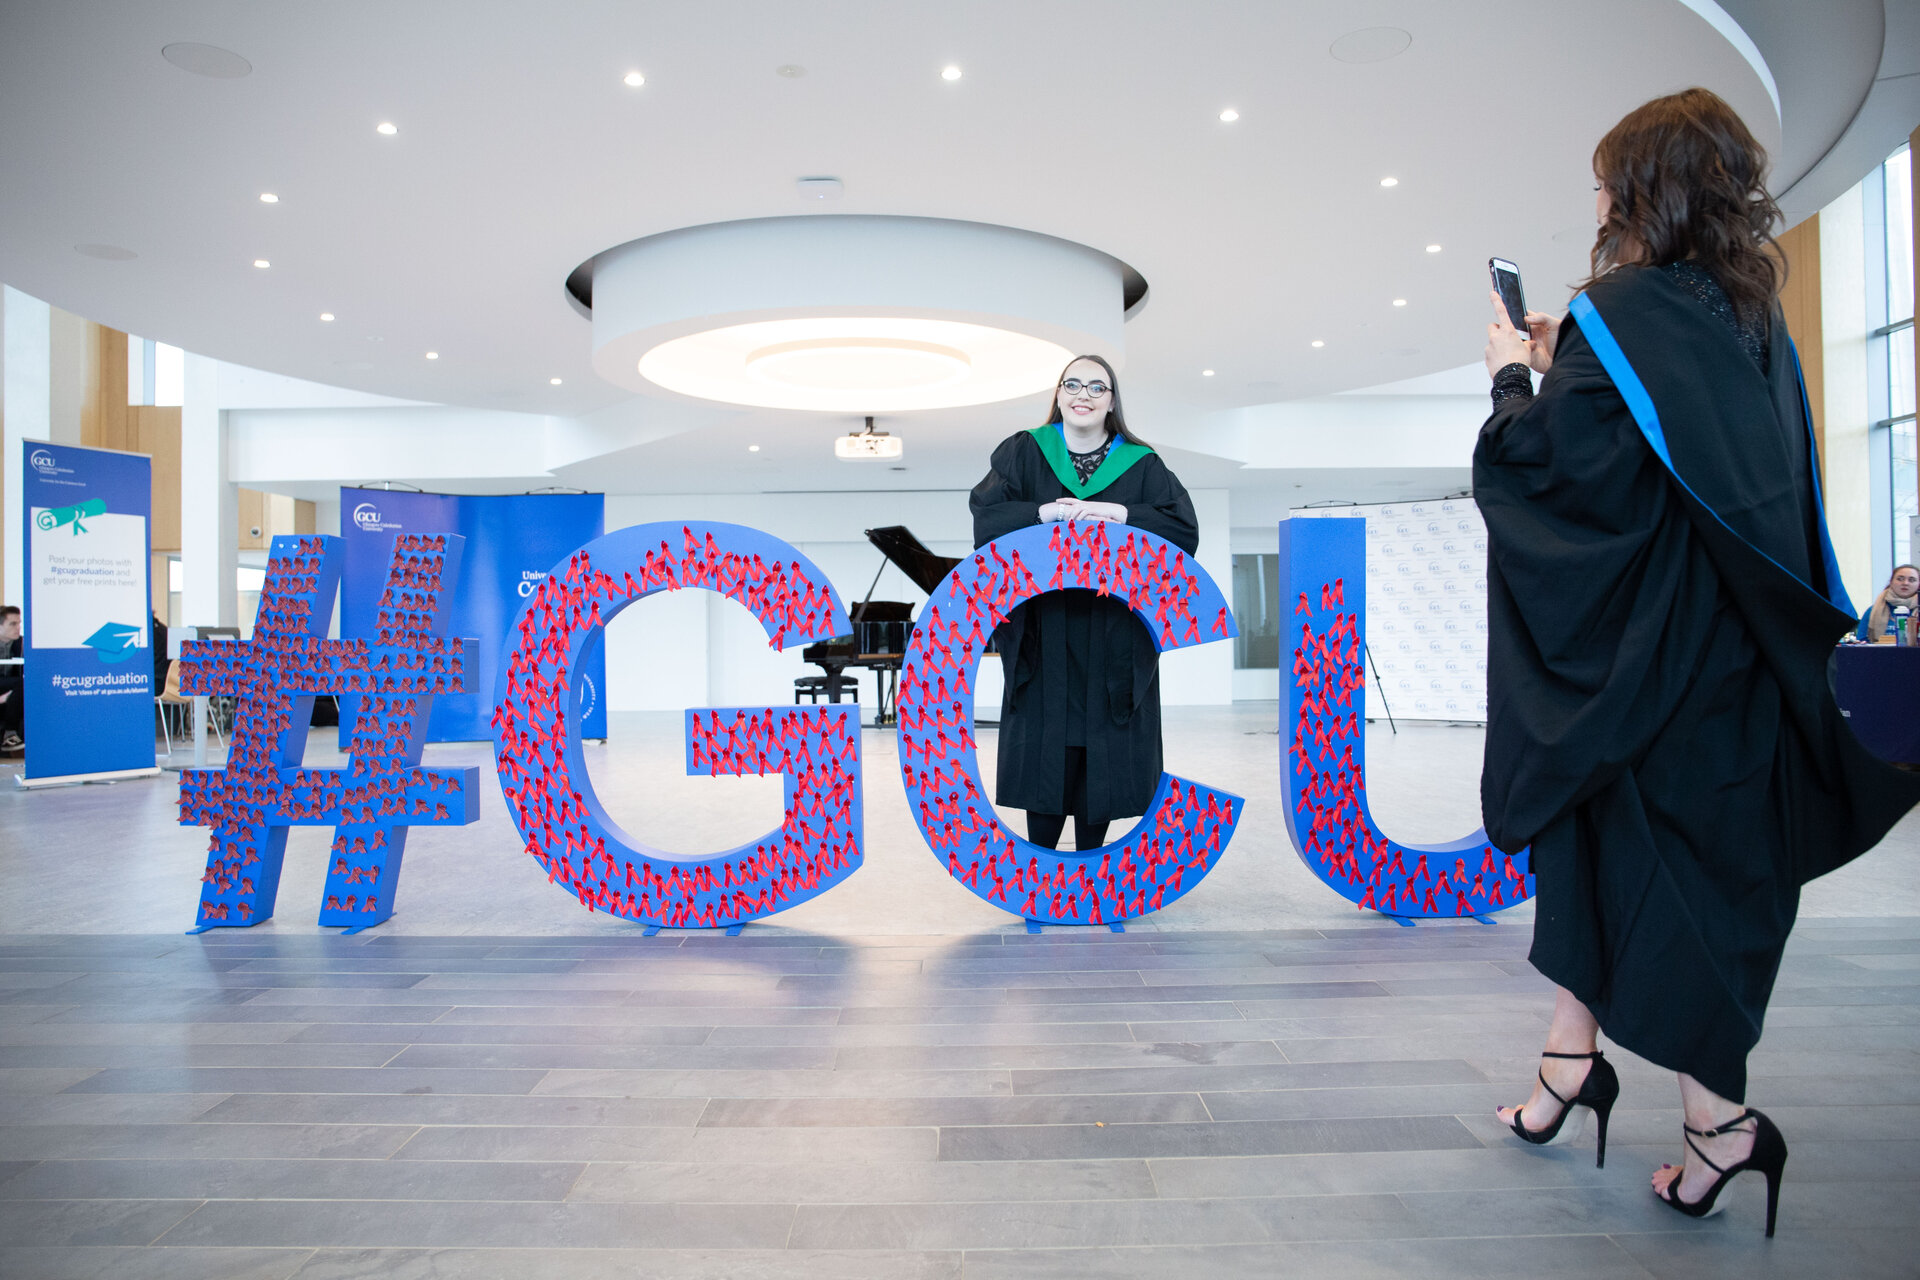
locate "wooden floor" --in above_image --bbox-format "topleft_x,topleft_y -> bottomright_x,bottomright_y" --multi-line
1,920 -> 1916,1278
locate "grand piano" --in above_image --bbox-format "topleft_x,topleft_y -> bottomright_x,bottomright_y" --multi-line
800,526 -> 972,727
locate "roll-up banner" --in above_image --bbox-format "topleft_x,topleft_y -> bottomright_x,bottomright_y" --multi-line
19,441 -> 158,785
338,488 -> 606,742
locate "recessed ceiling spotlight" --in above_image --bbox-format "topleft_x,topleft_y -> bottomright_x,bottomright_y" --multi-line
376,122 -> 398,136
748,444 -> 761,452
796,176 -> 844,200
623,70 -> 645,87
425,351 -> 438,360
1380,176 -> 1399,187
1311,340 -> 1325,348
1425,243 -> 1441,253
259,192 -> 279,204
319,312 -> 335,322
1202,369 -> 1215,377
252,259 -> 270,269
1392,298 -> 1407,307
941,65 -> 962,81
1218,108 -> 1239,122
776,64 -> 806,78
550,377 -> 563,385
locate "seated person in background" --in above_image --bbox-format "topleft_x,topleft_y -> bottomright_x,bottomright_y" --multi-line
0,605 -> 21,752
152,612 -> 169,694
1858,565 -> 1920,643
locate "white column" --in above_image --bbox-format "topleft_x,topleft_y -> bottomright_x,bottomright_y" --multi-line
1821,183 -> 1873,609
179,352 -> 237,628
2,286 -> 53,611
46,308 -> 86,446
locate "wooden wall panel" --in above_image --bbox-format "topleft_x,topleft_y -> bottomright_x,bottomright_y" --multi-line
132,406 -> 182,552
294,499 -> 316,536
1777,213 -> 1824,478
79,323 -> 129,451
238,488 -> 267,550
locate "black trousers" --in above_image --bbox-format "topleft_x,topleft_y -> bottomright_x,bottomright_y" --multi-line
1024,746 -> 1110,850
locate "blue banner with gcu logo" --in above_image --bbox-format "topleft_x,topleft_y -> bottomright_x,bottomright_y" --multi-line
338,488 -> 605,742
20,441 -> 156,782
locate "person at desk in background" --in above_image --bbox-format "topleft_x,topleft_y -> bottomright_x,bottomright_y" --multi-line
1856,564 -> 1919,643
970,355 -> 1198,853
0,605 -> 21,755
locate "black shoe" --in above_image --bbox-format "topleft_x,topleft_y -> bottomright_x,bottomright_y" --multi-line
1505,1049 -> 1620,1168
1654,1108 -> 1788,1237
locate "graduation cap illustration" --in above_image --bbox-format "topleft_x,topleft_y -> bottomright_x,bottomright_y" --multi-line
34,498 -> 107,534
83,621 -> 144,663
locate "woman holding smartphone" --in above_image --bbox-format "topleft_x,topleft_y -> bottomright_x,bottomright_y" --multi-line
970,355 -> 1198,853
1473,88 -> 1919,1235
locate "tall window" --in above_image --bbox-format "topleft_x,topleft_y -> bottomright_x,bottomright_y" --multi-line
1231,553 -> 1278,669
1871,145 -> 1915,570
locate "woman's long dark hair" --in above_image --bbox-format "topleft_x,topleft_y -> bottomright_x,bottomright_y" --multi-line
1042,354 -> 1146,446
1581,87 -> 1784,325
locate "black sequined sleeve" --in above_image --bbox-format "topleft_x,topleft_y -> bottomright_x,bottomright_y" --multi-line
1490,363 -> 1535,408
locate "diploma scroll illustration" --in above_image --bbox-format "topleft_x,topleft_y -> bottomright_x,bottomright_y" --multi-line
897,521 -> 1244,926
1280,517 -> 1532,918
491,523 -> 864,929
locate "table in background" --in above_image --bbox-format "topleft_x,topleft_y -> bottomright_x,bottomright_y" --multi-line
1834,643 -> 1920,763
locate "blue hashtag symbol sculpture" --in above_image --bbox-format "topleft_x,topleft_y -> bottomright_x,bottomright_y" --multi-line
177,533 -> 479,931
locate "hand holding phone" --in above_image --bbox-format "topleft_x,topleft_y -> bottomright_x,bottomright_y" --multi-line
1489,258 -> 1527,331
1485,257 -> 1560,376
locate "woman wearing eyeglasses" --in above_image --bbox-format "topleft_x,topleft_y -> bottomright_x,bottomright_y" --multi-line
970,355 -> 1199,853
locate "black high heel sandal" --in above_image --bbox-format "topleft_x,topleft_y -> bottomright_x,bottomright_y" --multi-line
1505,1049 -> 1620,1168
1654,1108 -> 1789,1238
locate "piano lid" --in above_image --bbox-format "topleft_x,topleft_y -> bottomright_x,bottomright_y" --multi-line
864,526 -> 961,596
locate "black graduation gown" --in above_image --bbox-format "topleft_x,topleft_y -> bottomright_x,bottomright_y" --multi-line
1473,266 -> 1920,1100
970,431 -> 1200,824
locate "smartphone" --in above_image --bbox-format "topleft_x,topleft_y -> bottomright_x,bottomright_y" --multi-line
1489,258 -> 1528,332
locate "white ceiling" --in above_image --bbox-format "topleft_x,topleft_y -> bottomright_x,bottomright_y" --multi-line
0,0 -> 1905,507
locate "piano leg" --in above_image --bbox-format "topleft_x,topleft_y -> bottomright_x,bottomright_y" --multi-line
874,664 -> 899,729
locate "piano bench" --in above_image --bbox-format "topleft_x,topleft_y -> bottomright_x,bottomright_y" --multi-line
793,674 -> 852,704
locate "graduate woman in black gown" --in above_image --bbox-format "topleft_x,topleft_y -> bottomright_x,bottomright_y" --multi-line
970,355 -> 1199,852
1475,88 -> 1920,1235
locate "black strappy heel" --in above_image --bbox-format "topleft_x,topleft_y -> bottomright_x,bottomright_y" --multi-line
1654,1108 -> 1788,1237
1504,1049 -> 1620,1168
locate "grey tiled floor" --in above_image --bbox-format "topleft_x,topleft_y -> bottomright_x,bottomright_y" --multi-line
1,922 -> 1916,1278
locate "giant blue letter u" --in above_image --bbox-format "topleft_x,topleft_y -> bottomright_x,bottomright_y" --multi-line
1280,517 -> 1532,919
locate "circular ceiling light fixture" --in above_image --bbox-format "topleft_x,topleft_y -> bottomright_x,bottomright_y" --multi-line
623,70 -> 645,87
572,216 -> 1144,413
376,121 -> 398,136
639,318 -> 1045,412
259,192 -> 279,204
941,65 -> 962,81
319,312 -> 335,322
1329,27 -> 1412,64
161,42 -> 252,78
1218,108 -> 1239,122
1379,176 -> 1399,187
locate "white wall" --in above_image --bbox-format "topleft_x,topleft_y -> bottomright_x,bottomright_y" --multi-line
2,287 -> 52,610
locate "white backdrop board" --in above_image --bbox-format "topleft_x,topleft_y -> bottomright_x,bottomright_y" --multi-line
1290,498 -> 1488,723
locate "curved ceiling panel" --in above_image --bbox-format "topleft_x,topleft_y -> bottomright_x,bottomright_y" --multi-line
0,0 -> 1842,425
